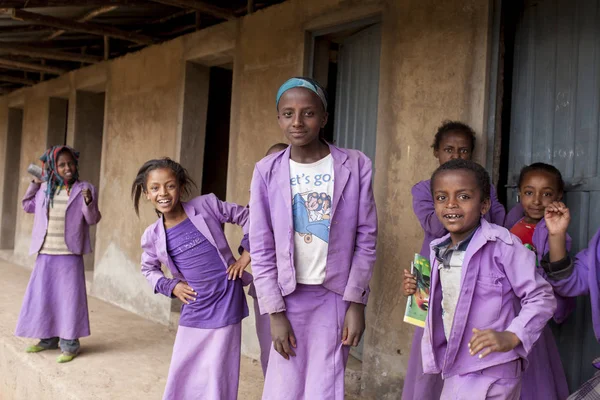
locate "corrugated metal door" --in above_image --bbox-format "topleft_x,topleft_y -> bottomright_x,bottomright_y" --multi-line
507,0 -> 600,389
333,23 -> 381,360
333,23 -> 381,164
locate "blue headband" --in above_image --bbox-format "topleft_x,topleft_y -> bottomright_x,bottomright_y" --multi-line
276,78 -> 327,110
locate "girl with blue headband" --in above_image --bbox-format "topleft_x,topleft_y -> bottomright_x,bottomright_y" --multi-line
15,145 -> 101,363
250,77 -> 378,398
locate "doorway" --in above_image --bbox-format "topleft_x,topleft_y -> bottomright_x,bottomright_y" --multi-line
308,17 -> 382,360
0,107 -> 23,249
499,0 -> 600,390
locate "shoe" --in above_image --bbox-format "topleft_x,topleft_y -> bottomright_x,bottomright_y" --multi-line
56,352 -> 78,363
25,342 -> 58,353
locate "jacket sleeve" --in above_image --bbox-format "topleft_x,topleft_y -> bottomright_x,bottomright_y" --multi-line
207,193 -> 250,250
140,228 -> 170,296
82,183 -> 102,225
488,184 -> 506,225
502,242 -> 557,354
411,181 -> 446,237
343,156 -> 378,304
504,203 -> 524,229
22,182 -> 41,214
542,253 -> 590,298
249,166 -> 285,314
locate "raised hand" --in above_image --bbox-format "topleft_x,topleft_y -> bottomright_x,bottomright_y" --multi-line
81,188 -> 93,205
544,201 -> 570,235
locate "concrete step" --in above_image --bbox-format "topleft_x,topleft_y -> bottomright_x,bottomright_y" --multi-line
0,259 -> 363,400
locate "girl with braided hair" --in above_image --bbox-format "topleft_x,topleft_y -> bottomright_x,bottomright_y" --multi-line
15,145 -> 101,363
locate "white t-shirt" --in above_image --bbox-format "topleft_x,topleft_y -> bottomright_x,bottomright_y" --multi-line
289,154 -> 334,284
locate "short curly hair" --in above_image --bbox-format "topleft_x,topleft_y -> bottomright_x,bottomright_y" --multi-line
518,162 -> 564,194
431,120 -> 476,152
430,158 -> 491,201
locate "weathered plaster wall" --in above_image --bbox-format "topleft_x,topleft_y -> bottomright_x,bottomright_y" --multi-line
0,0 -> 491,397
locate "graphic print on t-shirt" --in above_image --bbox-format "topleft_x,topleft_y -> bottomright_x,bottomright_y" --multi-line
290,155 -> 334,285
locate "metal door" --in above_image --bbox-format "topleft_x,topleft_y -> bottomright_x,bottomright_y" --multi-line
507,0 -> 600,389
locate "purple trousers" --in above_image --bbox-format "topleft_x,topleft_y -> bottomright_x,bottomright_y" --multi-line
15,254 -> 90,340
262,285 -> 350,400
163,323 -> 241,400
441,359 -> 522,400
402,327 -> 444,399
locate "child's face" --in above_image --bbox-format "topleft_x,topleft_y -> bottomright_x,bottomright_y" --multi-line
434,131 -> 473,166
145,168 -> 182,215
519,170 -> 562,224
277,88 -> 328,148
56,151 -> 77,182
432,169 -> 491,244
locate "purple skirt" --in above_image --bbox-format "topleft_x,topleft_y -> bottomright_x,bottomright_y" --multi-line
163,323 -> 241,400
252,296 -> 272,377
262,285 -> 350,400
521,325 -> 569,400
15,254 -> 90,340
402,327 -> 444,400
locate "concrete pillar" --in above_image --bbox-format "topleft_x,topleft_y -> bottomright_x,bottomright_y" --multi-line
179,61 -> 210,196
0,108 -> 23,249
72,91 -> 106,270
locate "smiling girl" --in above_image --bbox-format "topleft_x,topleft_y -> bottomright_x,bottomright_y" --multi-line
132,158 -> 251,400
16,145 -> 101,363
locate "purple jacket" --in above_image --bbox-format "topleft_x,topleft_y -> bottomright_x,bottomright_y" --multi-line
411,179 -> 506,257
249,144 -> 378,314
22,181 -> 101,255
544,228 -> 600,342
504,208 -> 575,323
422,219 -> 556,378
141,194 -> 252,294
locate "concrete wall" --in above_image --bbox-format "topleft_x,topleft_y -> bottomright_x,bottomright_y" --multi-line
0,0 -> 492,397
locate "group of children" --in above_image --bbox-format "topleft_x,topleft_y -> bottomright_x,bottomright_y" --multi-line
12,76 -> 600,400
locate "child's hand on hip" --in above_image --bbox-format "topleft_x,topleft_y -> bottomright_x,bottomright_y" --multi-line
403,269 -> 417,296
227,250 -> 251,280
544,201 -> 570,235
342,302 -> 365,347
270,312 -> 296,360
468,328 -> 521,358
172,282 -> 196,304
81,188 -> 93,205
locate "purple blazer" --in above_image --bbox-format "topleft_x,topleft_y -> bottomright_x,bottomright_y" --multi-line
249,144 -> 378,314
411,179 -> 506,257
545,228 -> 600,342
422,219 -> 556,378
22,181 -> 101,255
504,208 -> 575,323
141,194 -> 252,294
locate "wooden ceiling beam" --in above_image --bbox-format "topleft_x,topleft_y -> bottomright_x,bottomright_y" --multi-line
0,58 -> 66,74
0,43 -> 102,63
9,8 -> 157,45
0,74 -> 36,86
45,5 -> 119,41
149,0 -> 235,21
0,1 -> 146,7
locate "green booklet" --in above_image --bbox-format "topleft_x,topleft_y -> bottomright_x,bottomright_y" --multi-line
403,253 -> 431,328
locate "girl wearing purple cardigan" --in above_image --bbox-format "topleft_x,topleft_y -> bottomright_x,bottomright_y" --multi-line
416,159 -> 555,399
504,163 -> 571,400
132,158 -> 251,400
16,146 -> 101,363
403,122 -> 505,400
249,78 -> 377,399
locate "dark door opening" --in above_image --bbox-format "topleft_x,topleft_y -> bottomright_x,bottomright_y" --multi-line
201,66 -> 232,200
47,97 -> 68,147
